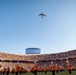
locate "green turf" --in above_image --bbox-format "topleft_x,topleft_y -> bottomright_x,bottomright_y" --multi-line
8,71 -> 76,75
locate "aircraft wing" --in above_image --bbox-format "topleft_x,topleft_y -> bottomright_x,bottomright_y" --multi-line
43,14 -> 46,17
39,14 -> 41,16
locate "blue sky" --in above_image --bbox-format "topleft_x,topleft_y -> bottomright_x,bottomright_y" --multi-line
0,0 -> 76,54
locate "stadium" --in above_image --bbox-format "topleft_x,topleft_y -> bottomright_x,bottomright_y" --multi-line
0,49 -> 76,75
0,0 -> 76,75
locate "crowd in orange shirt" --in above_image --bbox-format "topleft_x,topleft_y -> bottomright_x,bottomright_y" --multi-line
0,50 -> 75,75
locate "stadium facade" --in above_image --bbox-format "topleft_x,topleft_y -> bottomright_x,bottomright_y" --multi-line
26,48 -> 41,54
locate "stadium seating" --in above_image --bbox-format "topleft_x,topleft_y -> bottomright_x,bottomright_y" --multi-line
0,49 -> 76,73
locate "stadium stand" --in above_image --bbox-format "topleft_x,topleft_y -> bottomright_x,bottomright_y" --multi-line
0,49 -> 76,74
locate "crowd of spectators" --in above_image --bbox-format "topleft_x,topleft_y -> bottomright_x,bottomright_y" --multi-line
0,49 -> 76,72
0,49 -> 76,60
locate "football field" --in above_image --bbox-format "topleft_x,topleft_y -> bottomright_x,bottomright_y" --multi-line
9,71 -> 76,75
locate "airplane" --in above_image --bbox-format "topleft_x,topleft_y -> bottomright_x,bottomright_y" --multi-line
39,12 -> 46,18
